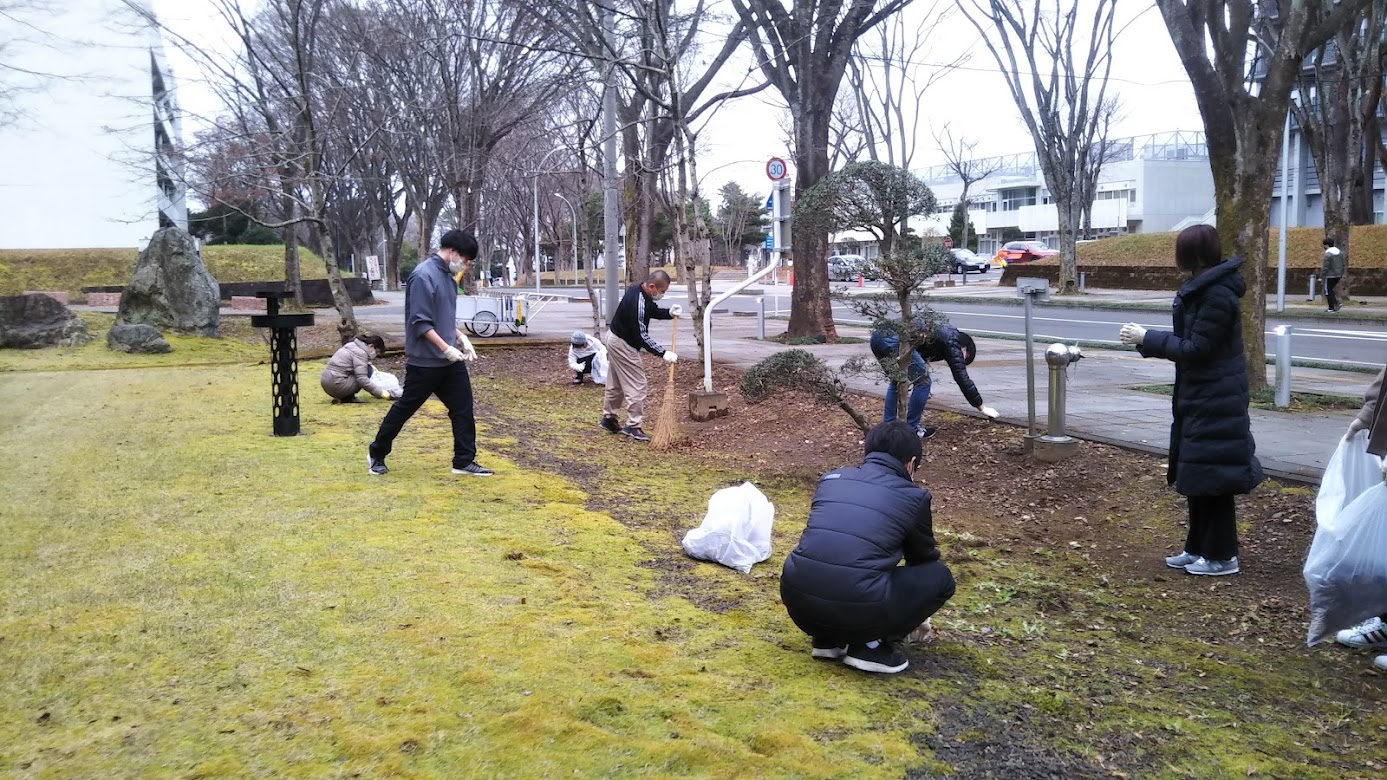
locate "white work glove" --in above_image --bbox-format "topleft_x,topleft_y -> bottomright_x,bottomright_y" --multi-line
456,332 -> 477,362
978,404 -> 999,419
1119,323 -> 1146,345
442,346 -> 464,362
374,388 -> 392,400
669,304 -> 683,317
1347,417 -> 1368,440
663,351 -> 678,364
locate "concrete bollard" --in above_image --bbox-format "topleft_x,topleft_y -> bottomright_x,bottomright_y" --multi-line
757,297 -> 766,340
1275,326 -> 1293,408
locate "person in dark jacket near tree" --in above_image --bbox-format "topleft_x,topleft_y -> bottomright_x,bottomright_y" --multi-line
1322,237 -> 1345,313
1120,224 -> 1263,576
868,318 -> 999,439
780,420 -> 957,674
600,270 -> 681,442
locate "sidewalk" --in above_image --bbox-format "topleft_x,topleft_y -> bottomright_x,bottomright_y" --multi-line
356,297 -> 1368,485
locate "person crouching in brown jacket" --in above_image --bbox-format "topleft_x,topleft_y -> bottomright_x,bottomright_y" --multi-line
321,333 -> 387,403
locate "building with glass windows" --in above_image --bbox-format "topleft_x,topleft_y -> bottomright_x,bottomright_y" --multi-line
0,0 -> 186,250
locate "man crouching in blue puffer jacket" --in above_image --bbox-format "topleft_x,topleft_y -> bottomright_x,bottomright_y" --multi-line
780,420 -> 956,674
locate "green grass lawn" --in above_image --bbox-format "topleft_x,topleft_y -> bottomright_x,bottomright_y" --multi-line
1074,224 -> 1387,269
0,245 -> 329,298
3,348 -> 1386,777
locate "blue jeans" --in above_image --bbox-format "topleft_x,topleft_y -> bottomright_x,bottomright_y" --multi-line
870,331 -> 931,429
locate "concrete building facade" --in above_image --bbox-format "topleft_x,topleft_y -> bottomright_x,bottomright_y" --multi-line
0,0 -> 186,250
828,131 -> 1217,260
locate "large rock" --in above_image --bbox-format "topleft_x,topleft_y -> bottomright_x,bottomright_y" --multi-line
0,294 -> 93,348
106,323 -> 172,354
117,227 -> 220,336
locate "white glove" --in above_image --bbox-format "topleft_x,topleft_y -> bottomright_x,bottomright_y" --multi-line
456,332 -> 477,361
1347,418 -> 1368,440
663,351 -> 678,364
978,404 -> 999,419
442,346 -> 464,362
669,304 -> 683,317
1119,323 -> 1146,345
374,388 -> 392,399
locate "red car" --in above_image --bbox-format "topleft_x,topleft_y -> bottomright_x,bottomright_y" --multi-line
993,241 -> 1060,267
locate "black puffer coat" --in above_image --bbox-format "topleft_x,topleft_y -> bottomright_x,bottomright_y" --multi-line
780,452 -> 938,636
1137,257 -> 1263,496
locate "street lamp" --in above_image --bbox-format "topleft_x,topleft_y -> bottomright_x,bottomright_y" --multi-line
533,147 -> 567,293
554,192 -> 579,287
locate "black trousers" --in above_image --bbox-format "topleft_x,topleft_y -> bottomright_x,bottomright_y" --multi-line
1185,494 -> 1238,561
1326,276 -> 1342,311
575,354 -> 595,378
370,362 -> 476,469
795,560 -> 956,644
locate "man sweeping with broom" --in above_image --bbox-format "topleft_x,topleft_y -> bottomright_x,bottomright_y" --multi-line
601,270 -> 680,443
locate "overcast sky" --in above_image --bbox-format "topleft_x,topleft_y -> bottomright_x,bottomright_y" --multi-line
153,0 -> 1205,205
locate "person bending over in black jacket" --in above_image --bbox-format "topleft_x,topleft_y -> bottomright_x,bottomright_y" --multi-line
780,420 -> 957,674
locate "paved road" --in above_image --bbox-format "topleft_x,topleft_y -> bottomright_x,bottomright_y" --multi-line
725,294 -> 1387,368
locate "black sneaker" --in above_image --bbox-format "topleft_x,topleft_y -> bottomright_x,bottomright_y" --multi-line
367,452 -> 388,476
843,642 -> 909,674
600,416 -> 621,434
811,638 -> 848,660
916,426 -> 937,441
572,376 -> 584,385
452,463 -> 494,476
620,425 -> 651,442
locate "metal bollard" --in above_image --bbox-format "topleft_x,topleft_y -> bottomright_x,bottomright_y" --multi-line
757,296 -> 766,340
1080,272 -> 1087,292
249,290 -> 315,436
1033,343 -> 1083,462
1308,274 -> 1317,302
1274,326 -> 1293,408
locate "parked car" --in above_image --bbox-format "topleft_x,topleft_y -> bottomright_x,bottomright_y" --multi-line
827,254 -> 869,281
949,248 -> 990,274
993,241 -> 1060,267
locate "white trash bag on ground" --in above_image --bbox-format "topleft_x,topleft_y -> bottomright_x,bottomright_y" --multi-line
368,370 -> 403,400
591,347 -> 608,386
1305,436 -> 1387,644
681,482 -> 774,574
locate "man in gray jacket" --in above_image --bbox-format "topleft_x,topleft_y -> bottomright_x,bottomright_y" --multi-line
368,229 -> 492,477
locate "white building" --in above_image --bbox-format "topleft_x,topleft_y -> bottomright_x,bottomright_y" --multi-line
830,131 -> 1216,260
0,0 -> 186,250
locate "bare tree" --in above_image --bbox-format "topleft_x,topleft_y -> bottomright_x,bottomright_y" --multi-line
1156,0 -> 1375,390
730,0 -> 916,341
1292,4 -> 1387,303
934,125 -> 1001,256
846,1 -> 964,169
0,0 -> 60,130
1076,96 -> 1122,240
958,0 -> 1121,295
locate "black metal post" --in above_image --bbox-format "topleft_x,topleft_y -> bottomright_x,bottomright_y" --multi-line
251,291 -> 315,437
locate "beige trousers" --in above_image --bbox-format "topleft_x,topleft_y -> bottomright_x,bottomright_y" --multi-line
603,332 -> 648,427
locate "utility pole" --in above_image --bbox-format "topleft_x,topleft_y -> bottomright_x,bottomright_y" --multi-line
601,3 -> 620,317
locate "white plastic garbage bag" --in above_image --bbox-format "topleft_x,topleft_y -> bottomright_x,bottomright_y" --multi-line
1305,480 -> 1387,645
367,370 -> 403,400
591,347 -> 608,386
1315,430 -> 1382,534
681,482 -> 774,574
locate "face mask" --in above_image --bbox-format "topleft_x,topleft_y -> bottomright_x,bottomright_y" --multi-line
366,347 -> 377,359
652,292 -> 665,301
449,259 -> 464,274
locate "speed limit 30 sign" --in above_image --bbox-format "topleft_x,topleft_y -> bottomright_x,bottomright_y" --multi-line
766,157 -> 788,181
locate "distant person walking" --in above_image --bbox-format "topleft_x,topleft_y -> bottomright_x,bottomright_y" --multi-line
1323,237 -> 1345,313
367,229 -> 492,477
600,270 -> 680,442
1119,224 -> 1263,576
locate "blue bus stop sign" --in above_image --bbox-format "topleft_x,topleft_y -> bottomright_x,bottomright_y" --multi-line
764,234 -> 774,249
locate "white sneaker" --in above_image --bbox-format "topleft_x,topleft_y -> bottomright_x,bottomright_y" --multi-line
1375,655 -> 1387,671
1336,617 -> 1387,649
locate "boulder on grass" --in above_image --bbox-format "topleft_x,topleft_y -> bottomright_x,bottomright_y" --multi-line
117,227 -> 220,336
106,323 -> 172,354
0,294 -> 93,348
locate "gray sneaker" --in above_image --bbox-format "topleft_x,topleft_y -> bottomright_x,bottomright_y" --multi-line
1184,556 -> 1239,576
1165,551 -> 1200,569
367,452 -> 388,476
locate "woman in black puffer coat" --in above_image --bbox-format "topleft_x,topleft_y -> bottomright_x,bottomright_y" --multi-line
1119,224 -> 1263,576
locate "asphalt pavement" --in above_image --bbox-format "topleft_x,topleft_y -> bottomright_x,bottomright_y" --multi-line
353,280 -> 1379,484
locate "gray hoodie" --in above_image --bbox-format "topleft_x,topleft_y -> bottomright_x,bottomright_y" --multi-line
1323,246 -> 1345,278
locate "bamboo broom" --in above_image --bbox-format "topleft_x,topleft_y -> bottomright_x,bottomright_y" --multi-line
649,316 -> 682,450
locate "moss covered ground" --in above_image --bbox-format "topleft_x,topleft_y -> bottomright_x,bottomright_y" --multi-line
1075,225 -> 1387,269
1,343 -> 1385,778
